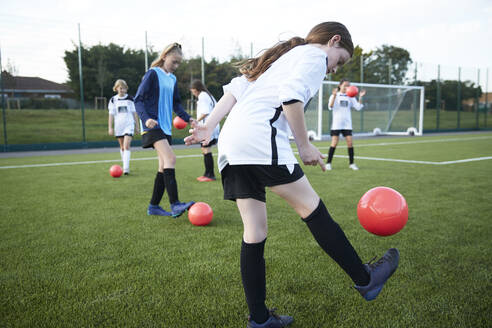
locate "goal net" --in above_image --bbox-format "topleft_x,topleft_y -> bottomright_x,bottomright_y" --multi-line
304,81 -> 425,140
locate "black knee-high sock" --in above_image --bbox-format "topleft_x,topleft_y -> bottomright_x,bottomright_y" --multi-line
150,172 -> 165,206
348,147 -> 354,164
327,146 -> 336,164
241,239 -> 269,324
163,168 -> 179,205
204,153 -> 215,178
302,200 -> 370,286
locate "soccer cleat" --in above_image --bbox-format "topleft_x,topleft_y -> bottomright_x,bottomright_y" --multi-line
325,163 -> 332,171
355,248 -> 400,301
124,172 -> 129,176
247,309 -> 293,328
147,205 -> 172,216
349,164 -> 359,170
171,201 -> 195,217
196,176 -> 207,181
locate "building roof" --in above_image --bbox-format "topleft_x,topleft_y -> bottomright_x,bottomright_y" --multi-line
1,71 -> 73,93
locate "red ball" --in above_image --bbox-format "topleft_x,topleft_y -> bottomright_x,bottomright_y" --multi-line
188,202 -> 213,226
109,164 -> 123,178
357,187 -> 408,236
346,85 -> 359,97
173,116 -> 187,129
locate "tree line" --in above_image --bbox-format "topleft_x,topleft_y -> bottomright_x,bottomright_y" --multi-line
63,43 -> 482,111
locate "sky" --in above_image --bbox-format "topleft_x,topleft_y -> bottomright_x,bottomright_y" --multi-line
1,0 -> 491,88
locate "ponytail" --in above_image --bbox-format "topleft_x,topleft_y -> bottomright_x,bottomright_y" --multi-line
237,22 -> 353,82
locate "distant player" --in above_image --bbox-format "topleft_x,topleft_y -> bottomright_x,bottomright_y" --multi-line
185,22 -> 399,328
190,80 -> 219,182
134,43 -> 195,217
108,79 -> 139,175
325,79 -> 366,171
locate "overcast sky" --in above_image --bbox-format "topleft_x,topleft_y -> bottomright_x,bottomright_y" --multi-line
1,0 -> 491,87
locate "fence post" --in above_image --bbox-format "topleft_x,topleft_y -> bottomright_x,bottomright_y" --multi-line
201,37 -> 205,84
360,55 -> 364,132
457,67 -> 461,129
476,68 -> 480,129
413,62 -> 418,128
486,68 -> 489,128
145,31 -> 149,71
0,46 -> 7,151
436,65 -> 441,131
77,23 -> 86,144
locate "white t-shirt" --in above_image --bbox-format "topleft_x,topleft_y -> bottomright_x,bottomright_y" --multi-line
197,91 -> 220,140
108,94 -> 136,136
218,44 -> 327,172
328,92 -> 363,130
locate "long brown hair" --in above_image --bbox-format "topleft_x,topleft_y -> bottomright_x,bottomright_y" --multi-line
151,42 -> 183,68
190,79 -> 215,104
238,22 -> 353,81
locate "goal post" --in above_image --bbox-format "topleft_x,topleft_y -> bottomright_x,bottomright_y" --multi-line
304,81 -> 425,139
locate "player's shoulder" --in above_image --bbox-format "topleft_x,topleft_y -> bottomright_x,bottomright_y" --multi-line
126,95 -> 134,101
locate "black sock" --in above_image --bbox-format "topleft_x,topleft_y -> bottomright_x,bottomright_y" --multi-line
150,172 -> 165,206
241,239 -> 269,324
327,146 -> 336,164
163,168 -> 179,204
204,153 -> 215,178
302,200 -> 370,286
348,147 -> 354,164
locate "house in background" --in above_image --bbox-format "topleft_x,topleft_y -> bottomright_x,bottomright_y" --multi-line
1,71 -> 75,108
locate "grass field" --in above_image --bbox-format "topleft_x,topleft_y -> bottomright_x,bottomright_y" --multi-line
0,108 -> 489,146
1,133 -> 491,327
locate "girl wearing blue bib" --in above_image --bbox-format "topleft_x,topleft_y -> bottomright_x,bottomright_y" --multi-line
135,43 -> 195,218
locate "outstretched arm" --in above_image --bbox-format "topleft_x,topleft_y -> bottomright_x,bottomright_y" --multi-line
184,92 -> 236,145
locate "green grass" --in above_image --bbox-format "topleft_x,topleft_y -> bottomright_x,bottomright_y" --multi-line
1,133 -> 492,327
1,108 -> 490,146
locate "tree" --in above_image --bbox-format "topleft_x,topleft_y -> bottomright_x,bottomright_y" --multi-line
363,45 -> 412,84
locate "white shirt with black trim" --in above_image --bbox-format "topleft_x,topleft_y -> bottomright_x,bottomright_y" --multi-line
328,92 -> 363,130
108,94 -> 136,136
197,91 -> 220,140
218,44 -> 327,172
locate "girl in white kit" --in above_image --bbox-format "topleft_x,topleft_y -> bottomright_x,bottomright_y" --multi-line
108,79 -> 139,175
326,79 -> 366,170
185,22 -> 399,328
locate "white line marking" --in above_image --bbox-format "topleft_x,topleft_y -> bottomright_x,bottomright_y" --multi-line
1,136 -> 491,169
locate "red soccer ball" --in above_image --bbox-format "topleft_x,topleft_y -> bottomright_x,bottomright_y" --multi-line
357,187 -> 408,236
346,85 -> 359,97
188,202 -> 213,226
173,116 -> 187,130
109,164 -> 123,178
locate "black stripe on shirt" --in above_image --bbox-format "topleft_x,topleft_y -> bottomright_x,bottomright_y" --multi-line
269,107 -> 282,165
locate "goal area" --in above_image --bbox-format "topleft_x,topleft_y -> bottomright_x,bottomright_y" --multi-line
304,81 -> 425,140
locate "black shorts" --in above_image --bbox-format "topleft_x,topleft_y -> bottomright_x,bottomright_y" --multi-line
221,164 -> 304,203
331,129 -> 352,137
201,138 -> 217,148
115,133 -> 133,138
141,129 -> 172,148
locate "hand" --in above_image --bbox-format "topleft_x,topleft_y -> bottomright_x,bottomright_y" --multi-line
145,118 -> 158,129
332,88 -> 338,95
184,120 -> 212,146
108,128 -> 114,136
298,142 -> 327,172
359,89 -> 366,97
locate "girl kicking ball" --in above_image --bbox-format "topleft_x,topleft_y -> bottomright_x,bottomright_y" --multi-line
185,22 -> 399,327
134,43 -> 195,218
189,79 -> 219,182
108,79 -> 139,175
325,79 -> 366,171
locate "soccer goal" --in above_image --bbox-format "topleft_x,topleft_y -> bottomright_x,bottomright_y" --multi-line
304,81 -> 425,140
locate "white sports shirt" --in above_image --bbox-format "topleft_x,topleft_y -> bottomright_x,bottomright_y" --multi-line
108,94 -> 136,136
218,44 -> 327,172
328,92 -> 363,130
197,91 -> 220,140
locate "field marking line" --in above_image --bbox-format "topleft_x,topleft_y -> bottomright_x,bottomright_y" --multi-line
1,136 -> 491,169
331,155 -> 492,165
315,135 -> 492,150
